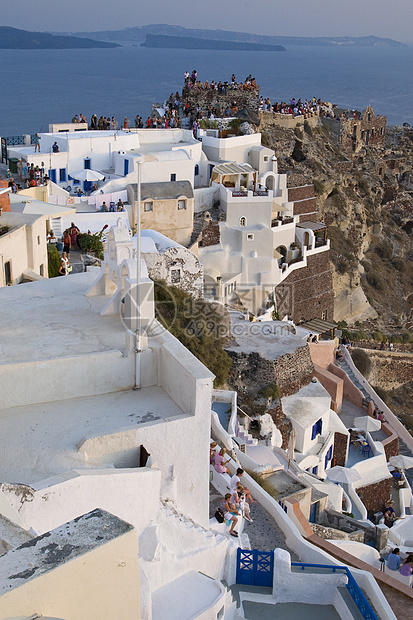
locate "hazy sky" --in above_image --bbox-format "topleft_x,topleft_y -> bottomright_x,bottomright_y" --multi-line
2,0 -> 413,43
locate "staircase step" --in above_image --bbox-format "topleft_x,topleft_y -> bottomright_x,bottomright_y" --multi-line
337,586 -> 365,620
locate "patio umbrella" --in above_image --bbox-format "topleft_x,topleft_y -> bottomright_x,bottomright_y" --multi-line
326,466 -> 361,485
354,416 -> 381,433
389,455 -> 413,470
71,169 -> 105,182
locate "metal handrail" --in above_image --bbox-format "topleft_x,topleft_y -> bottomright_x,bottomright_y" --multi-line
291,563 -> 378,620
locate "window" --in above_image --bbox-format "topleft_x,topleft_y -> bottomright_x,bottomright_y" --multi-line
239,216 -> 247,227
264,156 -> 269,162
361,131 -> 364,139
378,168 -> 383,176
325,445 -> 333,469
171,269 -> 181,283
225,286 -> 228,297
371,128 -> 374,138
194,164 -> 199,176
178,199 -> 186,210
37,235 -> 41,245
321,310 -> 327,321
170,173 -> 176,182
367,113 -> 371,122
39,264 -> 44,276
247,233 -> 254,240
84,158 -> 91,170
311,418 -> 323,441
59,168 -> 67,183
4,260 -> 12,285
312,466 -> 318,475
380,127 -> 384,136
144,202 -> 153,212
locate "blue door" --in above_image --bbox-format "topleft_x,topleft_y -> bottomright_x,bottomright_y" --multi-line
49,169 -> 56,184
124,159 -> 129,176
236,549 -> 274,587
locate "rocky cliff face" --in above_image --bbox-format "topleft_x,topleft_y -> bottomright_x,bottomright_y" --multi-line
260,121 -> 413,331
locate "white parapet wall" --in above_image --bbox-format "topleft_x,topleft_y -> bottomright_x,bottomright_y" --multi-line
0,467 -> 161,537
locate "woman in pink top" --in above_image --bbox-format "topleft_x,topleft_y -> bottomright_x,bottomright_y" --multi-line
214,447 -> 230,474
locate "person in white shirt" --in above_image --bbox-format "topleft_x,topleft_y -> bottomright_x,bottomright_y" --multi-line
230,469 -> 255,504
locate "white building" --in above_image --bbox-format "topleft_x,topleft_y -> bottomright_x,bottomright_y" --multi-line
8,128 -> 209,193
195,164 -> 330,315
140,229 -> 203,297
282,380 -> 349,479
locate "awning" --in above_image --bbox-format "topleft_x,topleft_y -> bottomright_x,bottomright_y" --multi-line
273,249 -> 283,260
300,318 -> 336,335
296,221 -> 326,231
272,201 -> 289,212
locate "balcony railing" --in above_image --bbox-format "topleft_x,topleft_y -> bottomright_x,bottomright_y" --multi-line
291,563 -> 378,620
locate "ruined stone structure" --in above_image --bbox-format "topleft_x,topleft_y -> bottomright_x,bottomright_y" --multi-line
181,86 -> 260,119
340,106 -> 386,153
275,252 -> 335,324
226,342 -> 314,399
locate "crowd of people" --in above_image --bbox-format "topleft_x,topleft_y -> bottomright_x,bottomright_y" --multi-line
210,442 -> 254,538
184,70 -> 259,93
5,161 -> 50,193
258,96 -> 323,119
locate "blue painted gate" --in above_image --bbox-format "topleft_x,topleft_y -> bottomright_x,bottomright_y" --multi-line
236,548 -> 274,587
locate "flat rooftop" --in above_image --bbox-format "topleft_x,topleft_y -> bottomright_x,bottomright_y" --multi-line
0,386 -> 186,486
0,272 -> 126,365
226,314 -> 305,361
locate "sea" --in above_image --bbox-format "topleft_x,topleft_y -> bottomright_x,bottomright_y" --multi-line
0,43 -> 412,136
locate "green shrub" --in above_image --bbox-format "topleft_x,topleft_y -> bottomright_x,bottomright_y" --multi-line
246,469 -> 279,500
337,260 -> 349,274
77,225 -> 108,260
372,386 -> 390,405
313,178 -> 325,194
154,281 -> 232,387
375,244 -> 392,261
366,271 -> 382,289
354,330 -> 368,341
391,257 -> 405,272
351,348 -> 372,377
259,383 -> 280,401
47,244 -> 61,278
373,331 -> 385,343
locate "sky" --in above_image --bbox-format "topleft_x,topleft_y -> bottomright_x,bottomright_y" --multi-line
2,0 -> 413,44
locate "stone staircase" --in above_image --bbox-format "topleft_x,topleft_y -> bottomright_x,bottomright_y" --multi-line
237,424 -> 258,446
337,355 -> 373,406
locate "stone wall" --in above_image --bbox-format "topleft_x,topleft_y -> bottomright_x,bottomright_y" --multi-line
332,432 -> 348,467
275,251 -> 334,323
357,349 -> 413,390
312,523 -> 365,543
356,477 -> 393,515
288,185 -> 315,202
259,111 -> 319,131
226,344 -> 314,399
182,87 -> 259,117
266,405 -> 292,450
340,106 -> 386,153
199,221 -> 220,247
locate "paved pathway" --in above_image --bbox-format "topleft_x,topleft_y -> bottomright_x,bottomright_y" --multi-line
209,484 -> 299,559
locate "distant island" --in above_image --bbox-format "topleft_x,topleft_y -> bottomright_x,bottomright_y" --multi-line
0,26 -> 120,49
70,24 -> 407,48
141,34 -> 285,52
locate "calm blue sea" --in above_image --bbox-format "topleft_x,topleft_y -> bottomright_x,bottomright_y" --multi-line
1,43 -> 412,136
